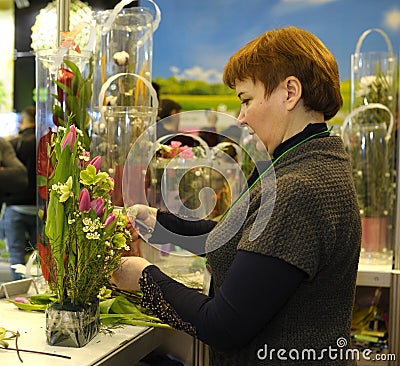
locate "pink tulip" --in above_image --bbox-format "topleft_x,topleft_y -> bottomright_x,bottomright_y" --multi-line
91,197 -> 105,217
88,156 -> 102,173
104,213 -> 115,227
78,188 -> 91,212
61,125 -> 77,150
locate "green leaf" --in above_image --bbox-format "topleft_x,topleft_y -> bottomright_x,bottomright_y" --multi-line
88,55 -> 94,79
100,314 -> 171,328
80,164 -> 96,184
54,80 -> 72,95
29,293 -> 56,305
66,95 -> 80,118
110,295 -> 142,316
7,300 -> 47,312
64,59 -> 83,85
37,174 -> 47,187
99,298 -> 115,314
80,82 -> 92,111
80,165 -> 109,185
72,72 -> 80,96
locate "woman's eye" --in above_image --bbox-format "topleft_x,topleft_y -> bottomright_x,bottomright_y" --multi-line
240,98 -> 250,105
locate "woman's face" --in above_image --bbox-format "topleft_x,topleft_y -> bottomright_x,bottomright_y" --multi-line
235,78 -> 287,154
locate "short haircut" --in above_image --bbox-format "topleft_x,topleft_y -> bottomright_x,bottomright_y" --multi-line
223,26 -> 343,120
159,99 -> 182,120
22,106 -> 36,124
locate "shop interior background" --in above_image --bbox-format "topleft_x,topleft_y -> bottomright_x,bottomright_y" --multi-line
0,0 -> 399,135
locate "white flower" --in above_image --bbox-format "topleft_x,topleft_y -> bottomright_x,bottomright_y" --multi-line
59,176 -> 73,202
113,51 -> 129,66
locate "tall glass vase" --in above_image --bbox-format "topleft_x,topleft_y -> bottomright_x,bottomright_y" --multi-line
90,73 -> 158,207
36,48 -> 94,280
347,28 -> 398,266
93,0 -> 161,108
342,105 -> 394,265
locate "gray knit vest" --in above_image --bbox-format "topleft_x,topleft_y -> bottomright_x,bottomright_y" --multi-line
206,136 -> 361,365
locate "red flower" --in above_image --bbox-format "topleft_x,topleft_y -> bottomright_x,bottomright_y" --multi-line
37,129 -> 55,200
57,67 -> 74,103
53,67 -> 75,126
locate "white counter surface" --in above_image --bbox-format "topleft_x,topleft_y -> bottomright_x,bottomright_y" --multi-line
0,298 -> 166,366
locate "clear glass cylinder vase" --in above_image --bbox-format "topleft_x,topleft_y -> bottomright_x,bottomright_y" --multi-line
36,49 -> 94,280
343,122 -> 392,265
90,106 -> 157,207
36,49 -> 94,142
348,29 -> 397,266
93,6 -> 156,108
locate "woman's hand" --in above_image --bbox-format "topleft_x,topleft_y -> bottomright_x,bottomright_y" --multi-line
127,204 -> 157,233
111,256 -> 152,291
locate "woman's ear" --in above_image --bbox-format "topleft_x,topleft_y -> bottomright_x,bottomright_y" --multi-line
284,76 -> 302,111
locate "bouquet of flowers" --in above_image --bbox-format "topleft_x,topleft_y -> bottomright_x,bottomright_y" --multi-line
354,73 -> 394,125
156,140 -> 196,160
43,122 -> 132,307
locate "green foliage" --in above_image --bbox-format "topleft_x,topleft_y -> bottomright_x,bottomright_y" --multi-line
162,94 -> 240,112
9,291 -> 170,329
154,77 -> 351,116
153,76 -> 235,96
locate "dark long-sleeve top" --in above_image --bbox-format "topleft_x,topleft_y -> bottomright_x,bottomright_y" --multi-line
4,127 -> 36,205
140,123 -> 361,365
0,137 -> 28,196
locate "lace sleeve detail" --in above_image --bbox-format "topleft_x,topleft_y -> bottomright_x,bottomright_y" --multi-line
139,268 -> 197,336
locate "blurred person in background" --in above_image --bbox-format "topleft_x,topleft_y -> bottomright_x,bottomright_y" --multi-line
198,109 -> 219,147
3,106 -> 36,280
156,98 -> 182,140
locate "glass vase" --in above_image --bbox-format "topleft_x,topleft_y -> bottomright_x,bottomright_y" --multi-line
209,141 -> 246,219
347,28 -> 397,266
93,1 -> 160,108
90,72 -> 158,207
90,105 -> 157,206
46,300 -> 100,348
342,117 -> 393,265
36,48 -> 94,280
150,134 -> 212,218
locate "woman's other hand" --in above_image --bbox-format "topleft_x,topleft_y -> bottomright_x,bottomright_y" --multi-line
111,256 -> 152,291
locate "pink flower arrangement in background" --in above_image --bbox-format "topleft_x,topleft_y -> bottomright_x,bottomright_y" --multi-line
158,140 -> 195,160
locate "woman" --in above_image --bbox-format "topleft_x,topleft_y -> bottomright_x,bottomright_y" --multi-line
112,26 -> 361,365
